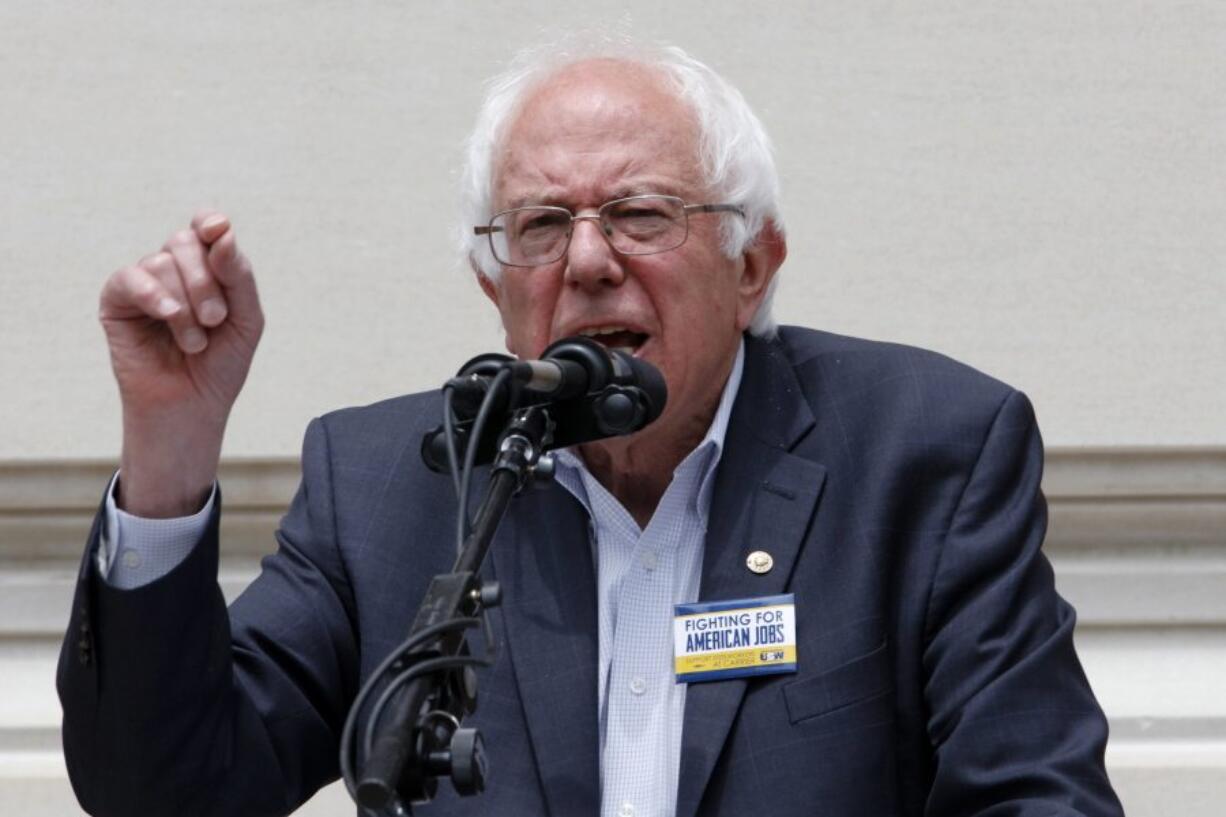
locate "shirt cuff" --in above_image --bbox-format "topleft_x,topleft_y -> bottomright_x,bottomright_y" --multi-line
98,471 -> 217,590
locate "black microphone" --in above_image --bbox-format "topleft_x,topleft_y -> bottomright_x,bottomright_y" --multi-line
504,358 -> 590,399
444,352 -> 516,419
502,334 -> 625,399
422,337 -> 667,472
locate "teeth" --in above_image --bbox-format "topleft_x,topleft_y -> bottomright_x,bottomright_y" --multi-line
579,326 -> 630,337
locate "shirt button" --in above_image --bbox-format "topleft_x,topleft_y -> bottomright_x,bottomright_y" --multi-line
640,550 -> 657,571
629,677 -> 647,696
619,801 -> 636,817
121,548 -> 142,570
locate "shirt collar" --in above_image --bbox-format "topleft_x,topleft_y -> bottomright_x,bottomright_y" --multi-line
693,336 -> 744,518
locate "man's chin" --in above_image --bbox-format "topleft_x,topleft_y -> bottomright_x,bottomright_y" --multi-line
578,422 -> 654,460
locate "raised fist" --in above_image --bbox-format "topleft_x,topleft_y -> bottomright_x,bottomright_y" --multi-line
99,210 -> 263,516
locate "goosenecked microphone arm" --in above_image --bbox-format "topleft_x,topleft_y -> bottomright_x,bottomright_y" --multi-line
340,338 -> 666,815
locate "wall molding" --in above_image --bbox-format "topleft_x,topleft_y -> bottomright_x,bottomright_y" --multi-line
3,447 -> 1224,557
3,447 -> 1224,633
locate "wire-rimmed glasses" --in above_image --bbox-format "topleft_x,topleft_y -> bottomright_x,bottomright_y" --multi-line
474,194 -> 744,267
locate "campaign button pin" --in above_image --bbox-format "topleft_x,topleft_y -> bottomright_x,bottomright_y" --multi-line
746,551 -> 773,574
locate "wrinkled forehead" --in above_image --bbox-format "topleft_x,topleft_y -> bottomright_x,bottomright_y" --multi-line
492,59 -> 705,208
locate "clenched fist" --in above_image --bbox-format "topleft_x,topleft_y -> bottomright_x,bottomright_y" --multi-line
100,210 -> 263,517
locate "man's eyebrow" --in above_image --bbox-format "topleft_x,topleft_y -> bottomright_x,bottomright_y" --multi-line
611,180 -> 689,199
501,190 -> 569,210
500,180 -> 693,211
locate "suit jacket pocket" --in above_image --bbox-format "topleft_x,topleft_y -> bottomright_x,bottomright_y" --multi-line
782,640 -> 892,725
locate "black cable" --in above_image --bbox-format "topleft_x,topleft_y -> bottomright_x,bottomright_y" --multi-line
361,653 -> 491,760
339,617 -> 484,802
456,367 -> 512,553
441,386 -> 463,499
379,607 -> 501,751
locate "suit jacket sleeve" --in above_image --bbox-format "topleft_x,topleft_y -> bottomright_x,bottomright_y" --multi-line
921,390 -> 1123,816
57,417 -> 358,817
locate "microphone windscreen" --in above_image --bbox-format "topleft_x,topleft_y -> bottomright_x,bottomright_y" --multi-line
610,351 -> 668,423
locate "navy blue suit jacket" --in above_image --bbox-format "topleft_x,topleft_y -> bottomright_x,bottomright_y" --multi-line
58,327 -> 1123,816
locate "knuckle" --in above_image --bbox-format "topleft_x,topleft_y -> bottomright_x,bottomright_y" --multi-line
134,282 -> 159,302
105,266 -> 155,305
167,229 -> 197,249
142,252 -> 173,273
119,264 -> 149,289
188,268 -> 220,291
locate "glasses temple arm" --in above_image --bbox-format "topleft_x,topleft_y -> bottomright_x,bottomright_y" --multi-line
684,204 -> 745,217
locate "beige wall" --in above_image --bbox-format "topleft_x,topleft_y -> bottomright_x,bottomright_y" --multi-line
1,1 -> 1223,460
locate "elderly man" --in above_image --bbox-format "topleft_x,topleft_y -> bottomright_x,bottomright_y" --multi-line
58,41 -> 1123,817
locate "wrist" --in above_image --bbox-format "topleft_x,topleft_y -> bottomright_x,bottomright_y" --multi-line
119,410 -> 226,518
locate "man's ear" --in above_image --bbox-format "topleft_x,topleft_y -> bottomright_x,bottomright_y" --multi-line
735,220 -> 787,331
473,257 -> 501,308
473,260 -> 517,354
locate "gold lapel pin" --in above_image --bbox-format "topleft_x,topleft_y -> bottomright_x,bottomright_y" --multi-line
746,550 -> 774,575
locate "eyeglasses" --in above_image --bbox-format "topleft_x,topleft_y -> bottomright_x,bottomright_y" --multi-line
474,194 -> 745,267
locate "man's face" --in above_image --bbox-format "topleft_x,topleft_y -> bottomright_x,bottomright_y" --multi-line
480,60 -> 780,446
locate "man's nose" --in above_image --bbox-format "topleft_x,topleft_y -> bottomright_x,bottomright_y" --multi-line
564,216 -> 626,290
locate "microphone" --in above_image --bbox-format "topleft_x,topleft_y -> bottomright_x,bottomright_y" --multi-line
452,336 -> 634,404
445,352 -> 516,418
423,337 -> 667,471
504,358 -> 590,399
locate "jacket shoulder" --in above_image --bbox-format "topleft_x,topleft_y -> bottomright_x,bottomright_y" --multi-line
773,325 -> 1018,418
308,390 -> 443,478
320,390 -> 442,435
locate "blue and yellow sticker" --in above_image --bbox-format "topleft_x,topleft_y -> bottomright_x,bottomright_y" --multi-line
673,593 -> 797,683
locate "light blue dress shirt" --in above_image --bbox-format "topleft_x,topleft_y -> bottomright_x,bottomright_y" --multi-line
98,473 -> 217,589
552,340 -> 743,817
99,340 -> 745,817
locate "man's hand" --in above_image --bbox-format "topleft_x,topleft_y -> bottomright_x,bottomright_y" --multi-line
100,210 -> 263,517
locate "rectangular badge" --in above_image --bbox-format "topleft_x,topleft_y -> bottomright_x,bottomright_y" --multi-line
673,593 -> 797,683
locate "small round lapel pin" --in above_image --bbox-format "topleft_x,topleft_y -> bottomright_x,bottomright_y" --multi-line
746,550 -> 774,574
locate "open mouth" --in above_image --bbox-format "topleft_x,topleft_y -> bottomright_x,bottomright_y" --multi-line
577,326 -> 650,356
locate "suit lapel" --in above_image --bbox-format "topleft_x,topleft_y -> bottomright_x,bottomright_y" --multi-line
675,336 -> 828,817
491,483 -> 601,816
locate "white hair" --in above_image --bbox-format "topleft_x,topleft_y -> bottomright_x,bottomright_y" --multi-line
458,35 -> 784,337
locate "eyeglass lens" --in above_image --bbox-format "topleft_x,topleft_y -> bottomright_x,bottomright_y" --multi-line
490,196 -> 688,266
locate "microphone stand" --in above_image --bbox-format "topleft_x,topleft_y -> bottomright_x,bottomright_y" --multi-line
347,406 -> 554,814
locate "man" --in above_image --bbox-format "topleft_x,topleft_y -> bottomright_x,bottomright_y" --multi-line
58,40 -> 1124,817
